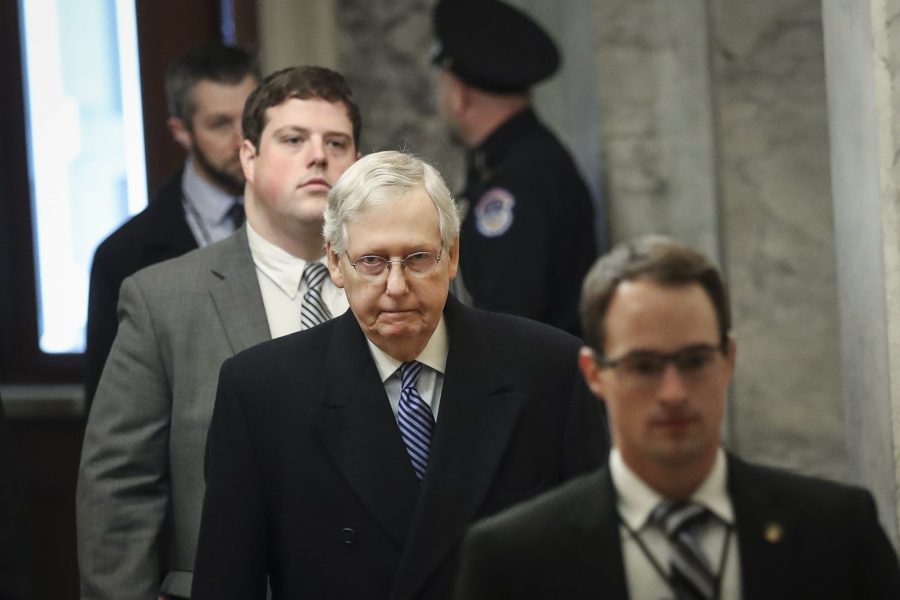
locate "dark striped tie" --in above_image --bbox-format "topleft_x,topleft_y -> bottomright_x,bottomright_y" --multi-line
653,501 -> 716,600
397,361 -> 434,481
299,262 -> 332,330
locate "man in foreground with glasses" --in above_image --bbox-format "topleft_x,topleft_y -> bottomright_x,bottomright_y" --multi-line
453,236 -> 900,599
190,151 -> 608,599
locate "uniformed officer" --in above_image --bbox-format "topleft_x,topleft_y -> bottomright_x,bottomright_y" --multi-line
432,0 -> 597,336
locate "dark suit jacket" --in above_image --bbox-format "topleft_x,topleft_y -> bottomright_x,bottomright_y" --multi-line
191,296 -> 609,600
0,397 -> 33,600
85,168 -> 196,402
453,454 -> 900,599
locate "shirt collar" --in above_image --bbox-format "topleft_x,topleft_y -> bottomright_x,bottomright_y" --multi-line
246,221 -> 324,299
182,158 -> 242,224
611,447 -> 733,532
367,316 -> 449,382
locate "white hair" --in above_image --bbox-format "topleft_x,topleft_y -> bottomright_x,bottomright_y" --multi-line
323,150 -> 460,253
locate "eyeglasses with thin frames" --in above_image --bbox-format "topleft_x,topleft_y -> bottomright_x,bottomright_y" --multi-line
345,250 -> 443,280
595,343 -> 726,389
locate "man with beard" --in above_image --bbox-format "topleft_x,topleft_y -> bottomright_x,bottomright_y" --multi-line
84,43 -> 259,404
77,65 -> 361,600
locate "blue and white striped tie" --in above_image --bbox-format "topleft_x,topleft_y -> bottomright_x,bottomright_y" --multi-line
397,361 -> 434,481
300,262 -> 332,330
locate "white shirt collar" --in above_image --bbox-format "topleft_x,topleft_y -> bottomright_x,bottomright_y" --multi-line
182,158 -> 242,224
367,316 -> 449,382
246,221 -> 325,299
611,447 -> 733,532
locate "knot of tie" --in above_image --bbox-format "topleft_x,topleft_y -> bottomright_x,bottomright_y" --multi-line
299,262 -> 332,330
652,501 -> 711,537
303,262 -> 329,290
398,361 -> 434,482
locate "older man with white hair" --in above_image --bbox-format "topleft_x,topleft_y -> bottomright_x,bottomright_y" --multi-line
191,151 -> 608,600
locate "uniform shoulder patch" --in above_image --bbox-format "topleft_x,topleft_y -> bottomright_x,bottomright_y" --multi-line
474,187 -> 516,238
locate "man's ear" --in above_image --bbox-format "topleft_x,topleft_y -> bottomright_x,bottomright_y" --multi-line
724,335 -> 737,378
578,347 -> 606,399
167,116 -> 192,152
326,242 -> 345,289
447,236 -> 460,280
240,139 -> 258,184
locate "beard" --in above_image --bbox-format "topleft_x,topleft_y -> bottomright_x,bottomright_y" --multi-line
191,140 -> 245,196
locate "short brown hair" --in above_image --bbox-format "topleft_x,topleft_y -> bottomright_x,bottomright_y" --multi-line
241,66 -> 362,150
580,235 -> 731,355
165,43 -> 259,122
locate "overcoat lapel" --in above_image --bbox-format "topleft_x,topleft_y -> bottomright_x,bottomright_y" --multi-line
207,228 -> 271,353
728,454 -> 795,600
390,298 -> 524,600
311,312 -> 421,548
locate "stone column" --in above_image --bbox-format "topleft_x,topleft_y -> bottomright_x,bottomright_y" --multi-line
822,0 -> 900,547
593,0 -> 719,260
710,0 -> 846,483
256,0 -> 338,72
595,0 -> 846,485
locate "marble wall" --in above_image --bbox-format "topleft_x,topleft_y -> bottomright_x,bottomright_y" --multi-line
594,0 -> 846,481
710,0 -> 845,481
593,0 -> 719,260
822,0 -> 900,545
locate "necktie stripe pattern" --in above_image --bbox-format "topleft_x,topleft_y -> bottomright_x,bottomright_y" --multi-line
653,501 -> 716,600
300,262 -> 332,330
397,361 -> 434,481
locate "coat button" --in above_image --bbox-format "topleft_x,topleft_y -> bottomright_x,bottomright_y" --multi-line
341,527 -> 357,544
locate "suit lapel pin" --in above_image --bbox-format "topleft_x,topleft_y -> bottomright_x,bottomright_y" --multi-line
763,521 -> 783,543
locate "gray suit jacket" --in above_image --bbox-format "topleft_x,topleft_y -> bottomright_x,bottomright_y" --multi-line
77,228 -> 270,599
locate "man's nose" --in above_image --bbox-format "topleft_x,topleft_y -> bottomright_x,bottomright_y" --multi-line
229,122 -> 243,149
384,262 -> 410,296
308,137 -> 327,166
656,362 -> 688,404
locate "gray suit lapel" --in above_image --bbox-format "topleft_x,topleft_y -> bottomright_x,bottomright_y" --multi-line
390,299 -> 524,600
207,228 -> 270,354
311,312 -> 421,549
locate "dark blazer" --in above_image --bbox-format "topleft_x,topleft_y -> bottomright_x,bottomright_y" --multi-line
85,168 -> 196,402
191,296 -> 609,600
453,454 -> 900,600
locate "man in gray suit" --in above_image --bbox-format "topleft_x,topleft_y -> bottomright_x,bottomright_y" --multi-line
76,65 -> 362,600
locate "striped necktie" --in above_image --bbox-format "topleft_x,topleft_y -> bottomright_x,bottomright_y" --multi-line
397,361 -> 434,481
652,501 -> 716,600
299,262 -> 332,330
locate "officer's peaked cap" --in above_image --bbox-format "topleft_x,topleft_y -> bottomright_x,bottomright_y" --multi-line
431,0 -> 560,94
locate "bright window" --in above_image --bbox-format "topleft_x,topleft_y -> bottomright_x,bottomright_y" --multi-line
19,0 -> 147,353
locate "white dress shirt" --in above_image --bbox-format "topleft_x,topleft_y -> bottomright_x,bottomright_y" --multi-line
181,159 -> 243,246
612,448 -> 742,600
368,317 -> 448,420
246,222 -> 349,338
